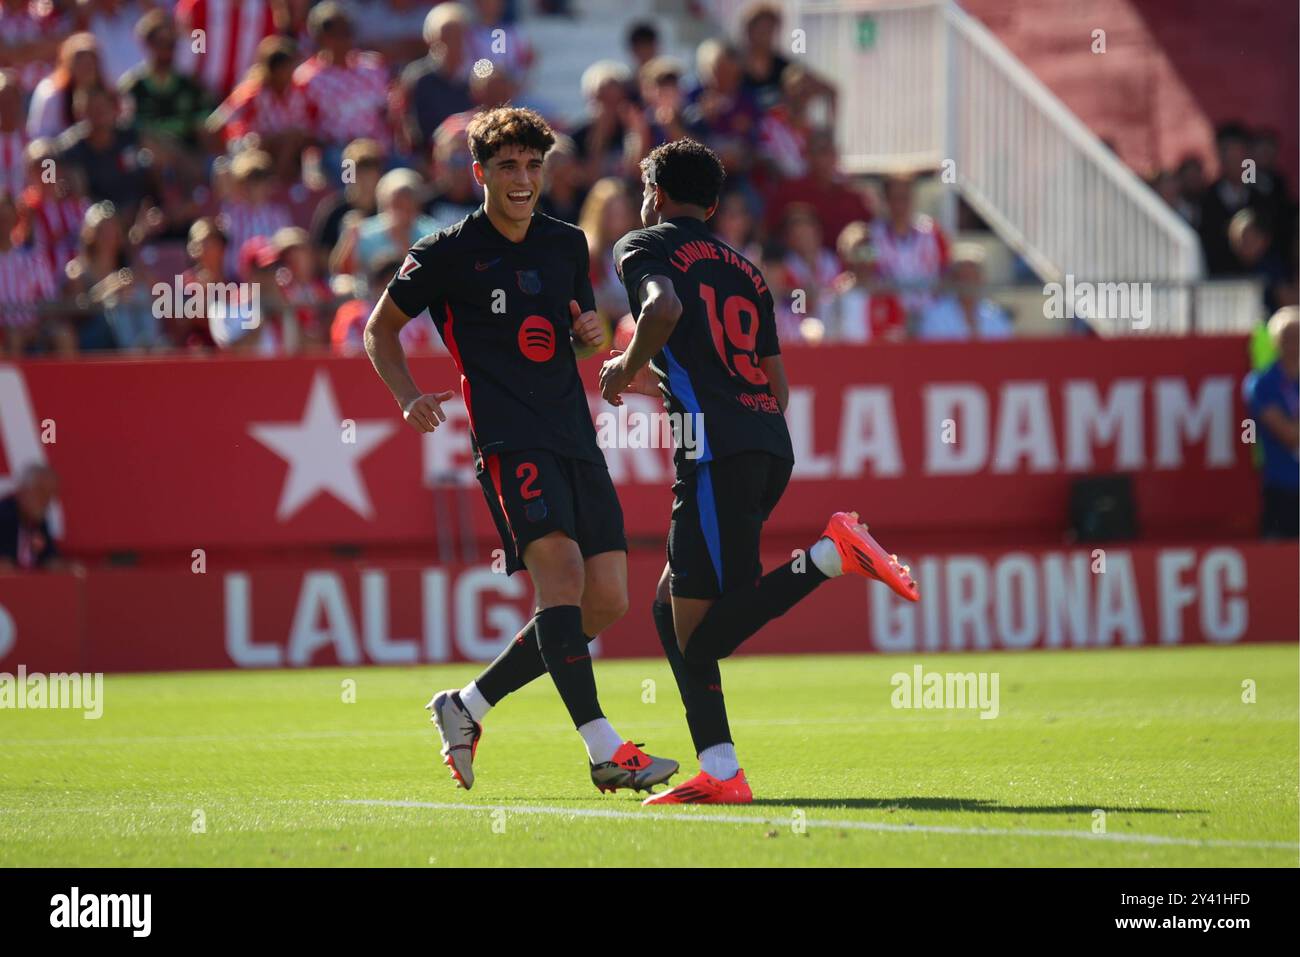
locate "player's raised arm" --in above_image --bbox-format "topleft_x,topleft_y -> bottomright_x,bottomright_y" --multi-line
599,275 -> 681,405
363,291 -> 455,433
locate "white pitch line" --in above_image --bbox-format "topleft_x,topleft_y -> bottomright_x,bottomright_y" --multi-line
342,800 -> 1299,851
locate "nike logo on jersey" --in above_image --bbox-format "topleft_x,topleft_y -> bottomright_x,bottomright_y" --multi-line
397,254 -> 421,280
475,258 -> 502,271
564,655 -> 590,664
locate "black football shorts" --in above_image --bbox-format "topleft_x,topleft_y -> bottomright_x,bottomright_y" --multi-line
667,450 -> 793,600
479,449 -> 628,575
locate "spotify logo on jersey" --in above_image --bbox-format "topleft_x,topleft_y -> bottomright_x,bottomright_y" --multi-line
518,315 -> 555,362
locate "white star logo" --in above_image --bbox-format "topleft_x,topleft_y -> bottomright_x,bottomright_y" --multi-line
249,370 -> 396,521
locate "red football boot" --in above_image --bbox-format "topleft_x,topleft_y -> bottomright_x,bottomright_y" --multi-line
641,769 -> 753,805
822,511 -> 920,602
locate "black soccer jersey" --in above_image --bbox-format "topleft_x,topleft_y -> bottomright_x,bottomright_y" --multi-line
386,206 -> 603,469
614,216 -> 794,473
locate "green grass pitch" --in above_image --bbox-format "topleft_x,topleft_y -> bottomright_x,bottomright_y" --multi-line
1,645 -> 1296,867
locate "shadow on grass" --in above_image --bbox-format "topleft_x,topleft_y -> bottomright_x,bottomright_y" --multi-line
744,797 -> 1203,814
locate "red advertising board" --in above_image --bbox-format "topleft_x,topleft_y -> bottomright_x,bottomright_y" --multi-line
0,336 -> 1260,557
1,542 -> 1293,673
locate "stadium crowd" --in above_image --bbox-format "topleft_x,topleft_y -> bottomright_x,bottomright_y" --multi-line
0,0 -> 1024,357
0,0 -> 1294,358
1149,122 -> 1298,314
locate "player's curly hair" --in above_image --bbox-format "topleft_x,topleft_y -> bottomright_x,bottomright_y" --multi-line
641,138 -> 726,211
466,107 -> 556,166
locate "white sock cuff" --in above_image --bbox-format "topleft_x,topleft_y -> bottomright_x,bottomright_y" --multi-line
577,718 -> 624,765
809,536 -> 844,578
459,681 -> 492,723
699,742 -> 740,781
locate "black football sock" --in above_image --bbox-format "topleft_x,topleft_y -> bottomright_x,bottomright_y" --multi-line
534,604 -> 604,728
683,560 -> 828,665
473,617 -> 597,706
653,600 -> 731,755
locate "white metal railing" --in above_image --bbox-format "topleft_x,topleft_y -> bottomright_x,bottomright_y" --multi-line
707,1 -> 1211,332
943,3 -> 1201,286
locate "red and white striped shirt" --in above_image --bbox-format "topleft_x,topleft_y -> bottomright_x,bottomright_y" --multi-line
23,189 -> 87,278
869,215 -> 950,313
213,79 -> 312,142
175,0 -> 277,100
293,51 -> 391,147
0,3 -> 61,90
0,128 -> 28,196
218,198 -> 291,276
0,242 -> 57,328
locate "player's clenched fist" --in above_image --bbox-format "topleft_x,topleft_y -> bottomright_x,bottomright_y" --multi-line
403,390 -> 457,432
569,299 -> 604,347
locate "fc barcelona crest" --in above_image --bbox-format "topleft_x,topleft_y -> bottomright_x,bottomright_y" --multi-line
516,269 -> 542,295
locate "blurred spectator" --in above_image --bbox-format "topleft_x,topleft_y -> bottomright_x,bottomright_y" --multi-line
683,39 -> 758,180
175,0 -> 279,100
397,2 -> 471,154
61,199 -> 143,352
0,0 -> 64,92
119,9 -> 212,151
28,32 -> 108,139
631,56 -> 699,153
578,175 -> 637,338
626,21 -> 658,72
80,0 -> 150,85
537,132 -> 584,224
0,463 -> 62,570
1228,208 -> 1291,314
19,137 -> 88,280
342,0 -> 430,67
624,20 -> 658,102
711,188 -> 762,263
0,189 -> 57,356
1198,123 -> 1257,275
71,206 -> 155,345
826,220 -> 904,343
293,2 -> 392,159
267,225 -> 331,351
0,68 -> 25,194
166,214 -> 223,349
208,36 -> 309,182
1151,169 -> 1197,226
756,63 -> 824,182
1249,127 -> 1293,239
570,59 -> 636,183
333,166 -> 438,277
772,202 -> 838,343
1174,154 -> 1206,229
424,126 -> 481,226
916,243 -> 1013,340
310,136 -> 383,266
55,85 -> 154,219
1245,306 -> 1299,538
458,59 -> 522,126
218,148 -> 291,276
466,0 -> 534,83
737,1 -> 788,112
331,248 -> 438,353
763,128 -> 871,249
870,172 -> 948,318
